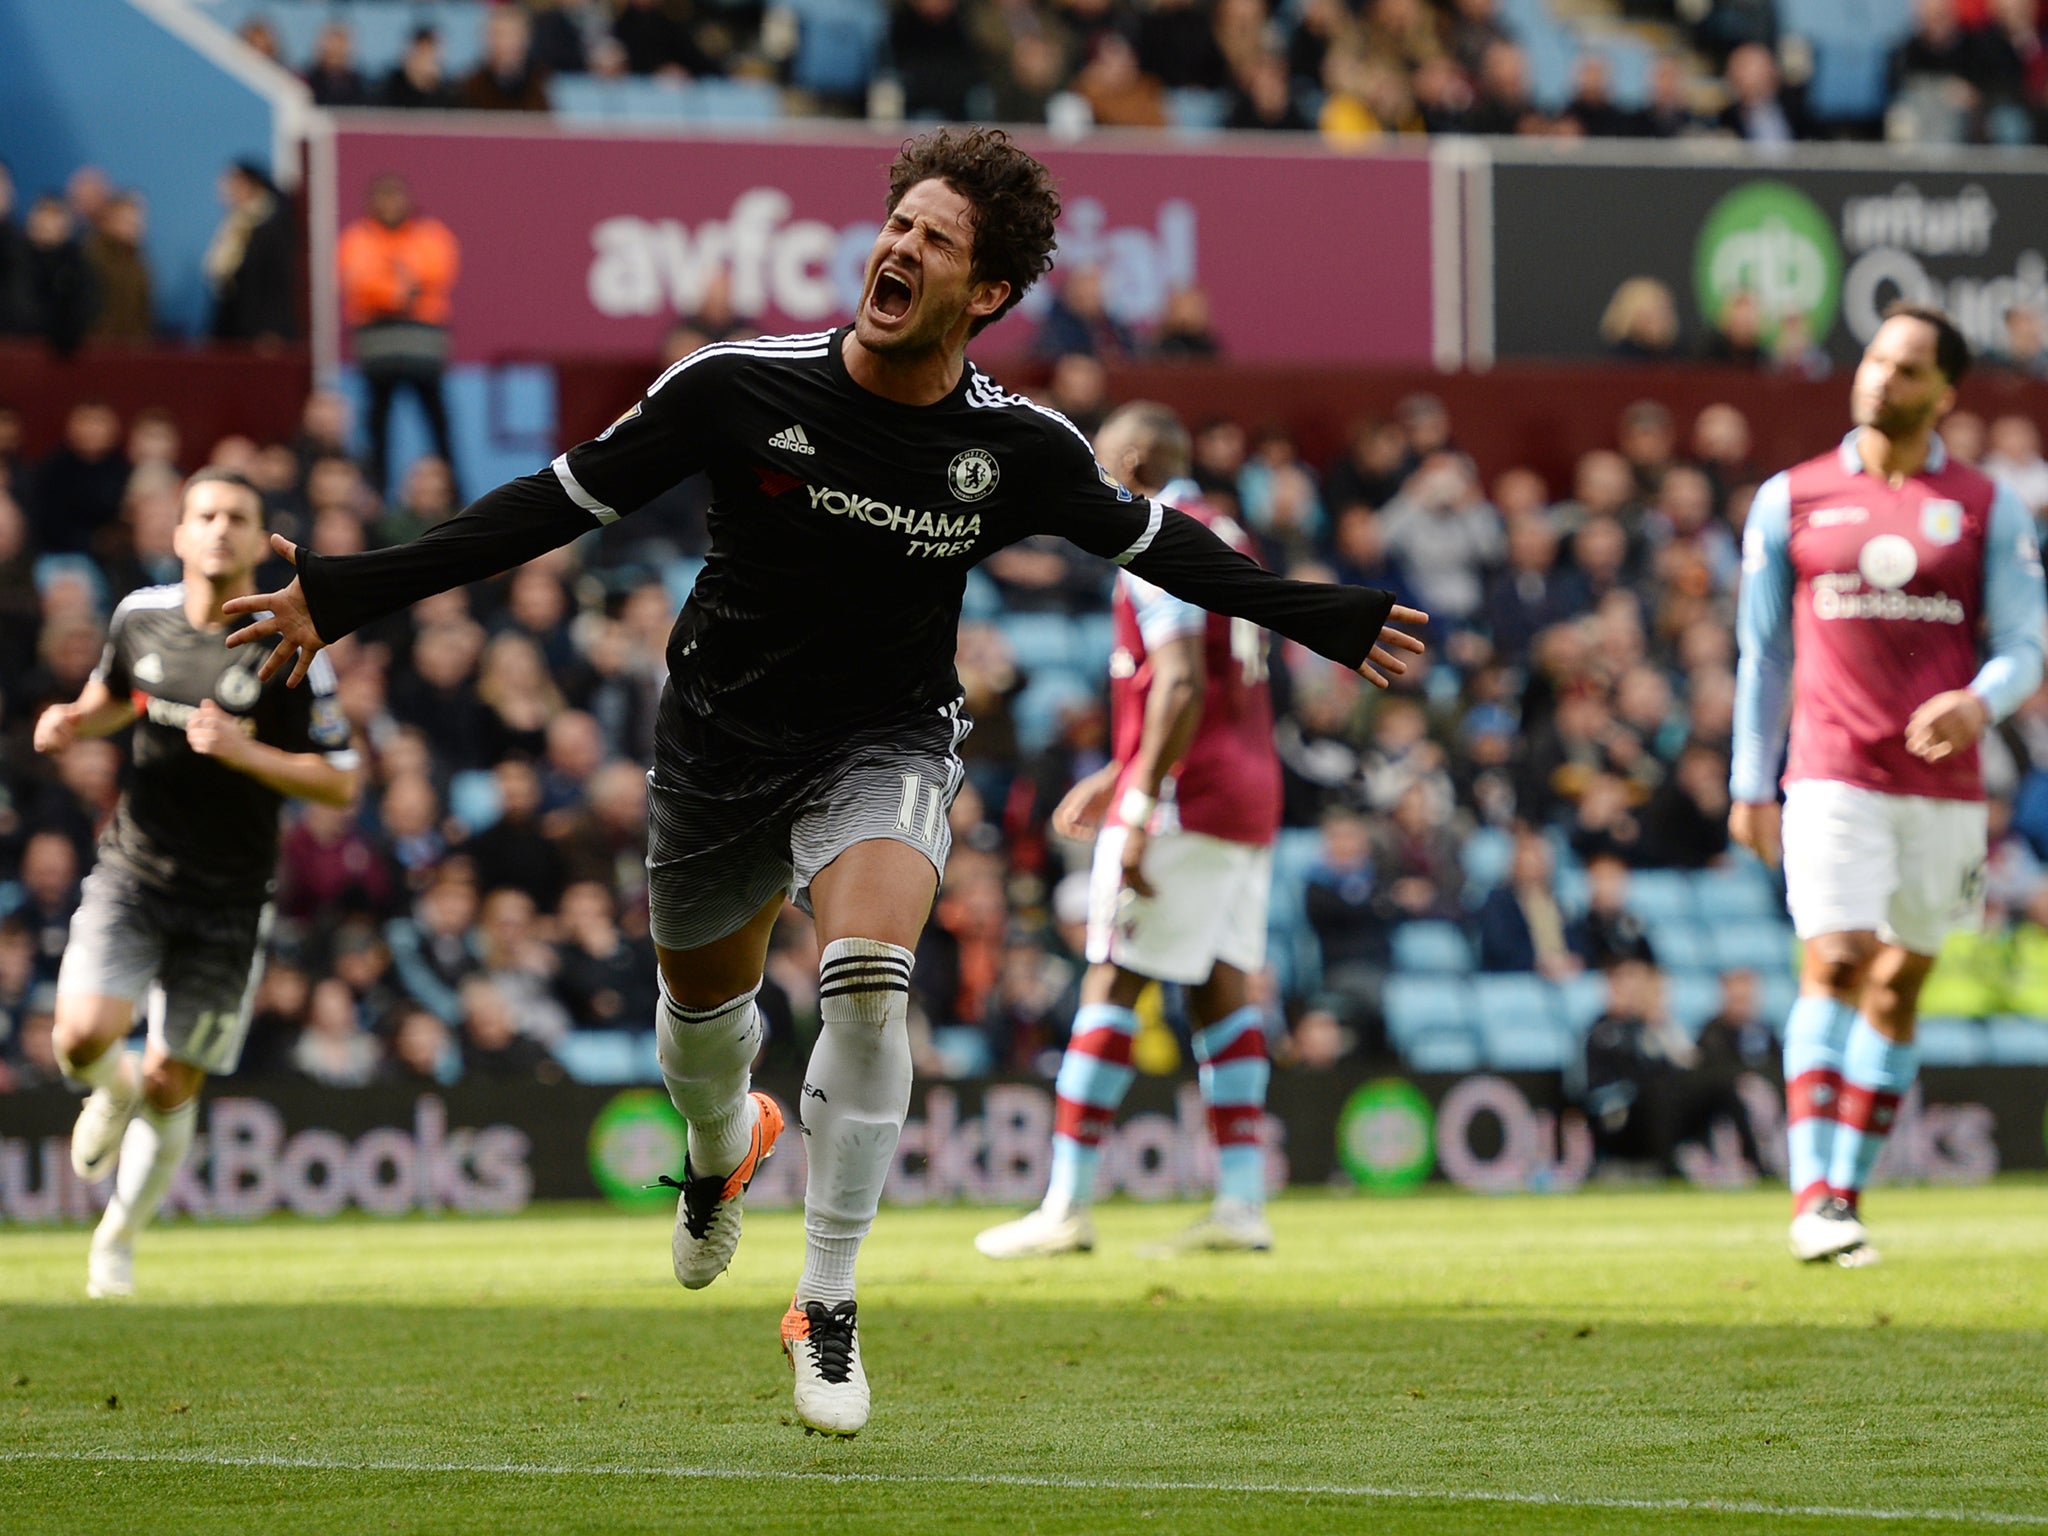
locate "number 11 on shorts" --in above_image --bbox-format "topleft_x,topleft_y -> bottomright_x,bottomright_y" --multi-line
896,772 -> 943,848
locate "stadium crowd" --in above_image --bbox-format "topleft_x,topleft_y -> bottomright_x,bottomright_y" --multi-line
7,347 -> 2048,1102
216,0 -> 2048,148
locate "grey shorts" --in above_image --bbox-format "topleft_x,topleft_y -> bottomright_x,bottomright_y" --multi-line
646,708 -> 967,951
54,864 -> 273,1075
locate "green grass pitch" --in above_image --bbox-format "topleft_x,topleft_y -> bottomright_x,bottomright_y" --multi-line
3,1182 -> 2046,1535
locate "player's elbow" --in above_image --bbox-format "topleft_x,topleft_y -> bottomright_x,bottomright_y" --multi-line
322,766 -> 364,810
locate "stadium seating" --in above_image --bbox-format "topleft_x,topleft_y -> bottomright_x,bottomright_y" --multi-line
1406,1028 -> 1483,1074
1711,922 -> 1798,977
1480,1015 -> 1572,1072
1382,975 -> 1474,1048
1391,920 -> 1474,975
195,1 -> 492,77
1665,972 -> 1724,1036
549,76 -> 785,124
554,1028 -> 660,1084
1625,870 -> 1696,925
1986,1017 -> 2048,1065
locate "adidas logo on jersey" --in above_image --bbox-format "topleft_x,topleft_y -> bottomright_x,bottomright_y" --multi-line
134,654 -> 165,684
768,425 -> 815,455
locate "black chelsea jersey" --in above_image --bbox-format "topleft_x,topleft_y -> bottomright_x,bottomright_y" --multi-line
92,584 -> 358,904
298,328 -> 1394,766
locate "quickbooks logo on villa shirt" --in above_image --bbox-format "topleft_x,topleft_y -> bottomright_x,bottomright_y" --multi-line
1693,181 -> 1843,343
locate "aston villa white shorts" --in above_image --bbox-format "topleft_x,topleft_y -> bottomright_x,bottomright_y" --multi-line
1085,826 -> 1272,984
1780,778 -> 1988,956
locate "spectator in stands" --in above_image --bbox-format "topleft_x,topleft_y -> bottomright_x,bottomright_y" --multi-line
1688,401 -> 1756,507
0,161 -> 37,339
378,770 -> 449,898
1991,303 -> 2048,378
1562,54 -> 1645,138
555,879 -> 657,1029
1694,967 -> 1775,1073
1944,407 -> 1988,465
553,759 -> 651,897
1717,42 -> 1805,143
1304,806 -> 1395,998
1464,41 -> 1541,136
386,1005 -> 460,1085
1033,268 -> 1137,360
390,621 -> 494,769
1568,852 -> 1651,969
473,885 -> 571,1045
386,868 -> 481,1024
464,8 -> 552,112
474,633 -> 564,763
278,801 -> 392,922
1766,310 -> 1832,381
206,160 -> 295,343
1485,511 -> 1583,660
382,26 -> 462,109
15,830 -> 79,985
1701,288 -> 1766,368
458,975 -> 563,1081
305,21 -> 371,107
1151,285 -> 1220,360
896,0 -> 988,121
990,31 -> 1069,123
1474,826 -> 1581,978
1378,451 -> 1503,624
236,15 -> 283,64
1600,276 -> 1681,362
30,400 -> 127,557
293,977 -> 384,1088
613,0 -> 713,77
1225,49 -> 1314,131
339,174 -> 461,498
1328,506 -> 1418,608
531,0 -> 608,76
82,192 -> 151,343
1642,52 -> 1704,138
1639,741 -> 1731,868
1581,952 -> 1703,1168
463,759 -> 568,913
1319,48 -> 1424,145
1983,413 -> 2048,518
23,195 -> 95,357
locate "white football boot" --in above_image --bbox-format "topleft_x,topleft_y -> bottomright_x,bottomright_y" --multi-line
1137,1197 -> 1275,1258
1789,1195 -> 1869,1263
973,1203 -> 1096,1259
665,1092 -> 784,1290
783,1298 -> 869,1436
86,1230 -> 134,1300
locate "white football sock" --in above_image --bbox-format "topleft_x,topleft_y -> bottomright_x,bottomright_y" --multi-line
795,938 -> 914,1306
97,1098 -> 198,1246
656,978 -> 764,1177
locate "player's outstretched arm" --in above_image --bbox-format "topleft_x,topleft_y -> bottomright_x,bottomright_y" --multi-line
32,677 -> 136,754
224,473 -> 606,686
1116,507 -> 1427,686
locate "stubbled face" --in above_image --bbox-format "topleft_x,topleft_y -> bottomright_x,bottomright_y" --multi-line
174,481 -> 266,584
1852,314 -> 1953,440
855,179 -> 1007,357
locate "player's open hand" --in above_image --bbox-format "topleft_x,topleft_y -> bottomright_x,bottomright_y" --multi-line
32,704 -> 78,756
1905,689 -> 1991,764
1728,801 -> 1782,869
186,699 -> 251,765
222,535 -> 324,687
1052,762 -> 1120,840
1361,605 -> 1428,689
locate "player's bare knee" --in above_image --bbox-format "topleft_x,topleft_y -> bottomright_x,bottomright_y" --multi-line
1803,933 -> 1878,997
52,998 -> 127,1063
142,1057 -> 204,1112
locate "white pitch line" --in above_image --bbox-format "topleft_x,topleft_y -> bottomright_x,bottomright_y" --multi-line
3,1448 -> 2045,1528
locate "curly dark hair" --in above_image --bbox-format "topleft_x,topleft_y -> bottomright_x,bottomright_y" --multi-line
887,127 -> 1061,337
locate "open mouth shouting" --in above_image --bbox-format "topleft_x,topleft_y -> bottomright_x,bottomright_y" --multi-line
868,265 -> 916,327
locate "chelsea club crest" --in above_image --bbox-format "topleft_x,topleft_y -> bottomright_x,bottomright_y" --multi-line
948,448 -> 998,502
216,665 -> 261,711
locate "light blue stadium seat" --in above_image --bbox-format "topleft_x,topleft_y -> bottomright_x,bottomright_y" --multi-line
1626,869 -> 1695,924
1693,866 -> 1782,924
1071,613 -> 1116,676
1760,972 -> 1798,1030
1648,921 -> 1713,973
1391,920 -> 1474,975
1482,1017 -> 1571,1072
684,78 -> 785,123
343,3 -> 430,79
1555,864 -> 1590,917
1559,971 -> 1609,1034
555,1030 -> 658,1085
549,75 -> 622,120
262,4 -> 331,68
1461,827 -> 1514,901
1986,1017 -> 2048,1065
1272,826 -> 1326,889
1470,972 -> 1560,1029
447,768 -> 501,833
1915,1017 -> 1989,1067
1807,40 -> 1891,122
1713,921 -> 1799,976
930,1025 -> 993,1078
1383,976 -> 1474,1047
1268,922 -> 1323,999
664,555 -> 705,609
422,1 -> 490,75
1666,973 -> 1723,1036
1166,89 -> 1230,131
1001,612 -> 1078,672
1406,1028 -> 1482,1075
1010,669 -> 1097,754
785,0 -> 885,98
1593,37 -> 1654,110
